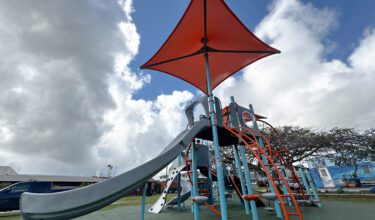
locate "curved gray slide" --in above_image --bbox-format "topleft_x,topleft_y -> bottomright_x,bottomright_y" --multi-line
20,119 -> 210,220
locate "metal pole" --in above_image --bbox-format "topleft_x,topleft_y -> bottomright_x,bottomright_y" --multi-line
299,168 -> 310,198
191,142 -> 200,220
248,104 -> 282,218
140,182 -> 148,220
202,1 -> 227,218
177,154 -> 182,210
239,146 -> 259,220
305,168 -> 322,208
206,141 -> 214,205
204,53 -> 228,220
233,145 -> 251,216
281,168 -> 292,206
229,97 -> 258,219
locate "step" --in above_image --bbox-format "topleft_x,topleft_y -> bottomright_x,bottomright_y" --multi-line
289,183 -> 300,188
280,194 -> 292,197
264,207 -> 275,212
311,199 -> 321,204
288,212 -> 300,216
192,196 -> 208,205
242,194 -> 260,201
296,200 -> 309,204
262,192 -> 277,200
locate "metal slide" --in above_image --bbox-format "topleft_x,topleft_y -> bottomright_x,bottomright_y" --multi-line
20,119 -> 210,220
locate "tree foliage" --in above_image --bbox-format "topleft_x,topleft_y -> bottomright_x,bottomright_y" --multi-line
264,126 -> 332,163
218,125 -> 375,176
326,128 -> 370,176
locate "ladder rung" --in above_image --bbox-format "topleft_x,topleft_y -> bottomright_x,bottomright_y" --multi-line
281,194 -> 292,197
288,212 -> 300,215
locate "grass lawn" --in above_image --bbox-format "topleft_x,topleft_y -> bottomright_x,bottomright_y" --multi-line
320,195 -> 375,203
100,194 -> 163,211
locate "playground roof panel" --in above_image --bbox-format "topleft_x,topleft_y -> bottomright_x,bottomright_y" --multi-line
141,0 -> 279,93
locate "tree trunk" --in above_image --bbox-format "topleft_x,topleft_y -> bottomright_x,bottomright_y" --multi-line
353,164 -> 358,177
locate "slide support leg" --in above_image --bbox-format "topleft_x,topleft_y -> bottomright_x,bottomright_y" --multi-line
191,142 -> 200,220
140,182 -> 148,220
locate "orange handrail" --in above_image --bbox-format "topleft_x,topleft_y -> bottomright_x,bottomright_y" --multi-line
238,128 -> 303,219
223,126 -> 304,220
257,119 -> 307,200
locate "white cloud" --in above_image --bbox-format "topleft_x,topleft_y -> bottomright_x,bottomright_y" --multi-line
96,89 -> 193,174
215,0 -> 375,130
0,0 -> 193,176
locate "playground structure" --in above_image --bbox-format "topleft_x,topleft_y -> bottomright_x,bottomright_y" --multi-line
20,0 -> 322,220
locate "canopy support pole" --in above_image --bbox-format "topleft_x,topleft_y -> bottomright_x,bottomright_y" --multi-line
203,1 -> 228,219
204,53 -> 228,220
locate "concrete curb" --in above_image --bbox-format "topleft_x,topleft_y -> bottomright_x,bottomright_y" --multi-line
0,210 -> 21,217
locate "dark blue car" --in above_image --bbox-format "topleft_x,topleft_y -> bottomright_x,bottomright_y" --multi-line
0,181 -> 73,211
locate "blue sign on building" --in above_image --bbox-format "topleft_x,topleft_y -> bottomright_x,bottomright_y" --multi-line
308,161 -> 375,188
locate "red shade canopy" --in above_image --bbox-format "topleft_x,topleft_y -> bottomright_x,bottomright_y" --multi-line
141,0 -> 279,94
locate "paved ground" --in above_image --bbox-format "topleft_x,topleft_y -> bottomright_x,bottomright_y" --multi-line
1,200 -> 374,219
77,200 -> 375,220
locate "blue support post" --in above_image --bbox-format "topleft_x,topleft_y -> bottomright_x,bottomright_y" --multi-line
280,169 -> 292,206
233,145 -> 251,215
191,142 -> 200,220
304,169 -> 322,208
256,138 -> 282,218
239,146 -> 259,220
248,104 -> 282,218
208,168 -> 214,204
229,96 -> 258,219
177,154 -> 182,210
205,141 -> 214,205
281,177 -> 292,206
140,182 -> 148,220
232,160 -> 243,206
204,49 -> 228,220
299,168 -> 310,198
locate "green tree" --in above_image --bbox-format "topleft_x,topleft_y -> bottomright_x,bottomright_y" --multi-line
327,128 -> 370,177
263,125 -> 332,163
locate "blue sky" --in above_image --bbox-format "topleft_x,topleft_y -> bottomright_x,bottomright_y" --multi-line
1,0 -> 375,175
131,0 -> 375,100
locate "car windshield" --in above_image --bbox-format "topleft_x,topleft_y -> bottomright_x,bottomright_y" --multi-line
11,183 -> 30,192
0,182 -> 30,192
0,183 -> 17,192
